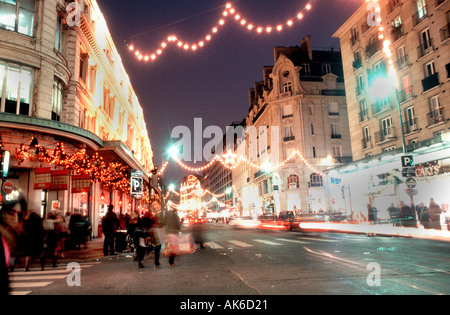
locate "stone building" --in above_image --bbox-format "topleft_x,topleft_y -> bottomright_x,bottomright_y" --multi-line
0,0 -> 153,236
233,36 -> 351,215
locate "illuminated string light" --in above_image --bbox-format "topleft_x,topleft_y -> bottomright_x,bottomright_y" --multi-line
127,1 -> 316,63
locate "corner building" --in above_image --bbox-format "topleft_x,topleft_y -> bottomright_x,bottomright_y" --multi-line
332,0 -> 450,221
0,0 -> 153,236
234,36 -> 351,216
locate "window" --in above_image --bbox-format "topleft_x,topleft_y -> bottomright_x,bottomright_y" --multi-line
419,29 -> 433,57
417,0 -> 427,19
284,126 -> 294,141
322,64 -> 331,74
380,116 -> 393,140
52,80 -> 63,121
312,146 -> 316,158
429,95 -> 443,124
0,61 -> 32,116
0,0 -> 35,36
350,25 -> 359,45
329,102 -> 339,115
302,64 -> 310,75
425,60 -> 436,77
283,82 -> 292,93
311,124 -> 314,135
331,123 -> 341,138
332,146 -> 342,158
310,173 -> 323,187
359,99 -> 368,121
287,174 -> 299,189
282,105 -> 293,118
55,14 -> 63,51
405,106 -> 417,133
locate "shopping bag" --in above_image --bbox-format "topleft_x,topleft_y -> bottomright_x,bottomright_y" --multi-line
162,233 -> 195,256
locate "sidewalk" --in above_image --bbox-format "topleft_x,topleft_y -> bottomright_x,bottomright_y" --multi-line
298,222 -> 450,241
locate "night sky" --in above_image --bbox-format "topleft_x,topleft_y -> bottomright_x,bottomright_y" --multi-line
96,0 -> 362,187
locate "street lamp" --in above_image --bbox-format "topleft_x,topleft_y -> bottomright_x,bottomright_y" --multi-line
368,76 -> 407,154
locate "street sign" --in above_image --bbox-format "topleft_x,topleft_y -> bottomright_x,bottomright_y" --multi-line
2,181 -> 14,194
402,167 -> 416,178
130,169 -> 143,198
401,155 -> 414,167
405,178 -> 417,189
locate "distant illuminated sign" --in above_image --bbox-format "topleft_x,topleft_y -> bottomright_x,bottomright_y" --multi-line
1,151 -> 10,178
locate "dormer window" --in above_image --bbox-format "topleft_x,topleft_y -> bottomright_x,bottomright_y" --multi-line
283,82 -> 292,93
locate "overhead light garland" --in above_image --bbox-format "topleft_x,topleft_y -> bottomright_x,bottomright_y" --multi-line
127,1 -> 315,63
161,148 -> 325,177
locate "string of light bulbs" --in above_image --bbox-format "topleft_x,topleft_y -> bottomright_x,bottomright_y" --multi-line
162,149 -> 325,177
127,1 -> 316,63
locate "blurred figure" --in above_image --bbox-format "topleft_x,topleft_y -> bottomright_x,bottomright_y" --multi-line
416,203 -> 430,228
41,213 -> 58,269
388,203 -> 401,226
22,211 -> 45,271
69,210 -> 87,250
429,198 -> 443,230
135,212 -> 153,268
190,217 -> 205,249
150,213 -> 163,269
164,210 -> 181,266
0,198 -> 27,294
102,205 -> 119,256
367,204 -> 377,224
399,201 -> 415,227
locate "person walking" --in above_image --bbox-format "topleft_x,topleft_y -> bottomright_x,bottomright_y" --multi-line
429,198 -> 443,230
22,211 -> 45,271
102,205 -> 119,256
135,212 -> 153,268
164,210 -> 181,266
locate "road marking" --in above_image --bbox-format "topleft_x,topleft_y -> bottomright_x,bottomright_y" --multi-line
253,239 -> 283,246
10,281 -> 53,288
303,237 -> 337,243
9,291 -> 32,295
205,242 -> 224,249
229,240 -> 253,248
274,238 -> 310,244
10,274 -> 69,281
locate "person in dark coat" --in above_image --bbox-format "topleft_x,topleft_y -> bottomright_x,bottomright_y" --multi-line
135,212 -> 153,268
69,210 -> 89,250
102,205 -> 119,256
22,212 -> 45,271
164,210 -> 181,266
429,198 -> 443,230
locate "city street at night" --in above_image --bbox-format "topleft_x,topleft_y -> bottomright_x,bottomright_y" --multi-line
1,0 -> 450,299
8,224 -> 450,296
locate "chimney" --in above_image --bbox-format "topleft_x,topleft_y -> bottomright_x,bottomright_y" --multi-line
300,35 -> 313,60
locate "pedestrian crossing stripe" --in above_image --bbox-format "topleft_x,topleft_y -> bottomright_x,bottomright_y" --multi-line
274,238 -> 310,244
253,239 -> 283,246
8,262 -> 98,295
228,240 -> 253,247
205,242 -> 224,249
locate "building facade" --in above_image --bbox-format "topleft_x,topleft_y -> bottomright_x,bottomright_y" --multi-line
233,36 -> 351,216
331,0 -> 450,222
0,0 -> 153,236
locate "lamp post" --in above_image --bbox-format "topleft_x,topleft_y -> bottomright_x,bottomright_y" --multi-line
369,77 -> 407,154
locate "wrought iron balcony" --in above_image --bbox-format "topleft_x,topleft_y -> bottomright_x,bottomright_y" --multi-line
422,72 -> 440,92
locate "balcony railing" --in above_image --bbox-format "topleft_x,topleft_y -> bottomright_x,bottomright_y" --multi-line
403,118 -> 419,134
391,25 -> 404,42
365,40 -> 382,59
427,108 -> 445,126
331,133 -> 342,139
417,39 -> 434,58
412,6 -> 429,27
355,85 -> 366,97
361,136 -> 372,150
359,109 -> 369,122
371,99 -> 393,115
283,136 -> 295,142
422,72 -> 440,92
375,127 -> 396,143
398,85 -> 414,103
440,23 -> 450,43
395,55 -> 409,71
